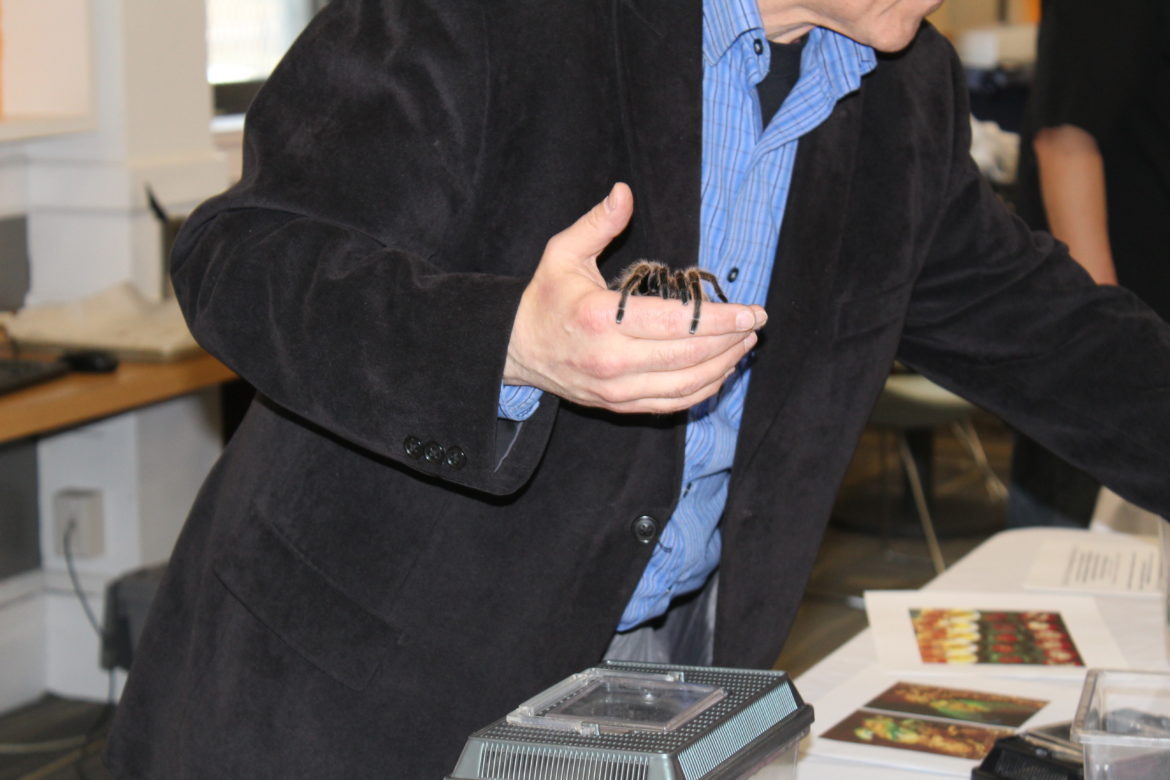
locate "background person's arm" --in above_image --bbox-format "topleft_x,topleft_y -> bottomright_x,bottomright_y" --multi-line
1033,124 -> 1118,285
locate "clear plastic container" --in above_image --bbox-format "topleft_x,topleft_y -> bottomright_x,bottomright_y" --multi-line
447,662 -> 813,780
1072,669 -> 1170,778
1160,521 -> 1170,662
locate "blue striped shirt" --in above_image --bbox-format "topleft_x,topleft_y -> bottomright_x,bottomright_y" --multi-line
500,1 -> 875,631
616,2 -> 874,629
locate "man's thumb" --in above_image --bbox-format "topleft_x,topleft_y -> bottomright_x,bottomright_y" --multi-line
556,182 -> 634,260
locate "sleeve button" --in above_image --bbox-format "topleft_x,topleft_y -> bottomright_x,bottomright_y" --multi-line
403,436 -> 424,459
445,446 -> 467,470
423,441 -> 445,464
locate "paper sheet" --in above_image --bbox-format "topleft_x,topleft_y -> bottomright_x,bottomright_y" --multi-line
804,669 -> 1081,776
864,590 -> 1128,678
1023,535 -> 1162,598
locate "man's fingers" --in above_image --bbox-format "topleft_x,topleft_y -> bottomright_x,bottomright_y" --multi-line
580,332 -> 754,407
546,182 -> 634,263
609,294 -> 767,338
634,330 -> 757,377
598,370 -> 737,415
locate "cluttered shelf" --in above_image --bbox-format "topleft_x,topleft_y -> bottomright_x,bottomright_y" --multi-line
0,349 -> 236,445
0,281 -> 240,444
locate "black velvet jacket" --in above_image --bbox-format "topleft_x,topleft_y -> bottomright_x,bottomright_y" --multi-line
107,0 -> 1170,776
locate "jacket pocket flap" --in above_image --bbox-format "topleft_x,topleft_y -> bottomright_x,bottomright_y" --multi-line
214,515 -> 398,691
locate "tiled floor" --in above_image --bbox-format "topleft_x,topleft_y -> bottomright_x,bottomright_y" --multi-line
0,414 -> 1012,779
0,695 -> 113,780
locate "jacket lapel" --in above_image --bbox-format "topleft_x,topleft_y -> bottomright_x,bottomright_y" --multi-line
731,90 -> 866,483
611,0 -> 702,267
608,0 -> 703,482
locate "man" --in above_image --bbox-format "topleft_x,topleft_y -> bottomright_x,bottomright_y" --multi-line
106,0 -> 1170,776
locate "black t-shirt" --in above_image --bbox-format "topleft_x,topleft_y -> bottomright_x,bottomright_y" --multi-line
757,38 -> 804,129
1016,0 -> 1170,319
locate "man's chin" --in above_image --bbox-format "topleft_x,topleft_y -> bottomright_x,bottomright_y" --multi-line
868,0 -> 944,52
865,19 -> 928,53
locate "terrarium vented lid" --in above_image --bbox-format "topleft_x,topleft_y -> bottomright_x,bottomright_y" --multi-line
506,668 -> 727,736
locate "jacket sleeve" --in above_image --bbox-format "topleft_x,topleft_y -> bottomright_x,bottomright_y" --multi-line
171,0 -> 558,495
895,33 -> 1170,517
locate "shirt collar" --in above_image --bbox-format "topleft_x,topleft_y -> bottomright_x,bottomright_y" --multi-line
804,27 -> 878,97
703,0 -> 878,92
703,0 -> 763,65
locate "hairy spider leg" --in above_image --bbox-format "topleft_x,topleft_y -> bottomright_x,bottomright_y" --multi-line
686,272 -> 703,334
682,269 -> 728,334
615,263 -> 655,324
696,270 -> 729,303
652,264 -> 671,298
672,270 -> 689,304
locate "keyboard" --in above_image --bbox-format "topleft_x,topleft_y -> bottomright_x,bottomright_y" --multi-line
0,358 -> 69,396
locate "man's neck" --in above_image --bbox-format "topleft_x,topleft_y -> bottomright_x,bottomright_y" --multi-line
757,1 -> 814,43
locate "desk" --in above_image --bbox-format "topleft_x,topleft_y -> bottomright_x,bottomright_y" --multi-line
792,527 -> 1168,778
0,351 -> 236,444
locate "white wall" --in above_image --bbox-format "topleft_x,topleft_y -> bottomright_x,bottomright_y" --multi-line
24,0 -> 228,306
0,574 -> 46,709
0,0 -> 230,711
36,395 -> 222,700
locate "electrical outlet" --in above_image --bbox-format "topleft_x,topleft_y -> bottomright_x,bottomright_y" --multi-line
54,488 -> 105,558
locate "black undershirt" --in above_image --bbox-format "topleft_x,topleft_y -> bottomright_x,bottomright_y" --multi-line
756,37 -> 805,129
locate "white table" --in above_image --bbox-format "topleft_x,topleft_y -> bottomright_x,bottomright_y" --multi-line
785,527 -> 1169,779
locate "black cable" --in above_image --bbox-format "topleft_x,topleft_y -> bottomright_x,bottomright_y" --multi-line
0,521 -> 116,769
64,520 -> 104,636
70,669 -> 116,780
63,519 -> 119,779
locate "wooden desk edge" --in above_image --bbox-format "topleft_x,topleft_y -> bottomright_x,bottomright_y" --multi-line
0,352 -> 238,445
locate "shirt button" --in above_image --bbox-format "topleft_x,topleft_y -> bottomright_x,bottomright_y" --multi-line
631,515 -> 659,545
726,267 -> 740,283
403,436 -> 423,459
423,441 -> 445,464
753,38 -> 764,55
445,446 -> 467,470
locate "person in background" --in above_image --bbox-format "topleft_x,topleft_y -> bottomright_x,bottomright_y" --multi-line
1008,0 -> 1170,528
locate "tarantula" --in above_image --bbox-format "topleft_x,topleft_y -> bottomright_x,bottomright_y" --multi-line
612,260 -> 729,334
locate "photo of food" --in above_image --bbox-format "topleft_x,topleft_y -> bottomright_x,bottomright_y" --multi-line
910,608 -> 1084,666
864,681 -> 1048,728
821,709 -> 1013,760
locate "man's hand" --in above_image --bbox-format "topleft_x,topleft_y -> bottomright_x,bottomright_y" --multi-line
504,183 -> 767,414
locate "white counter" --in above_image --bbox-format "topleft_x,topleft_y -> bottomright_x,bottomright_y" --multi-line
790,527 -> 1168,779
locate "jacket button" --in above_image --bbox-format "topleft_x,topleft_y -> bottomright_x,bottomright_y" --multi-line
445,446 -> 466,470
423,441 -> 445,464
631,515 -> 658,545
403,436 -> 423,459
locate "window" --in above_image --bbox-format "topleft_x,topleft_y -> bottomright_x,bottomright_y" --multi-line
205,0 -> 329,116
